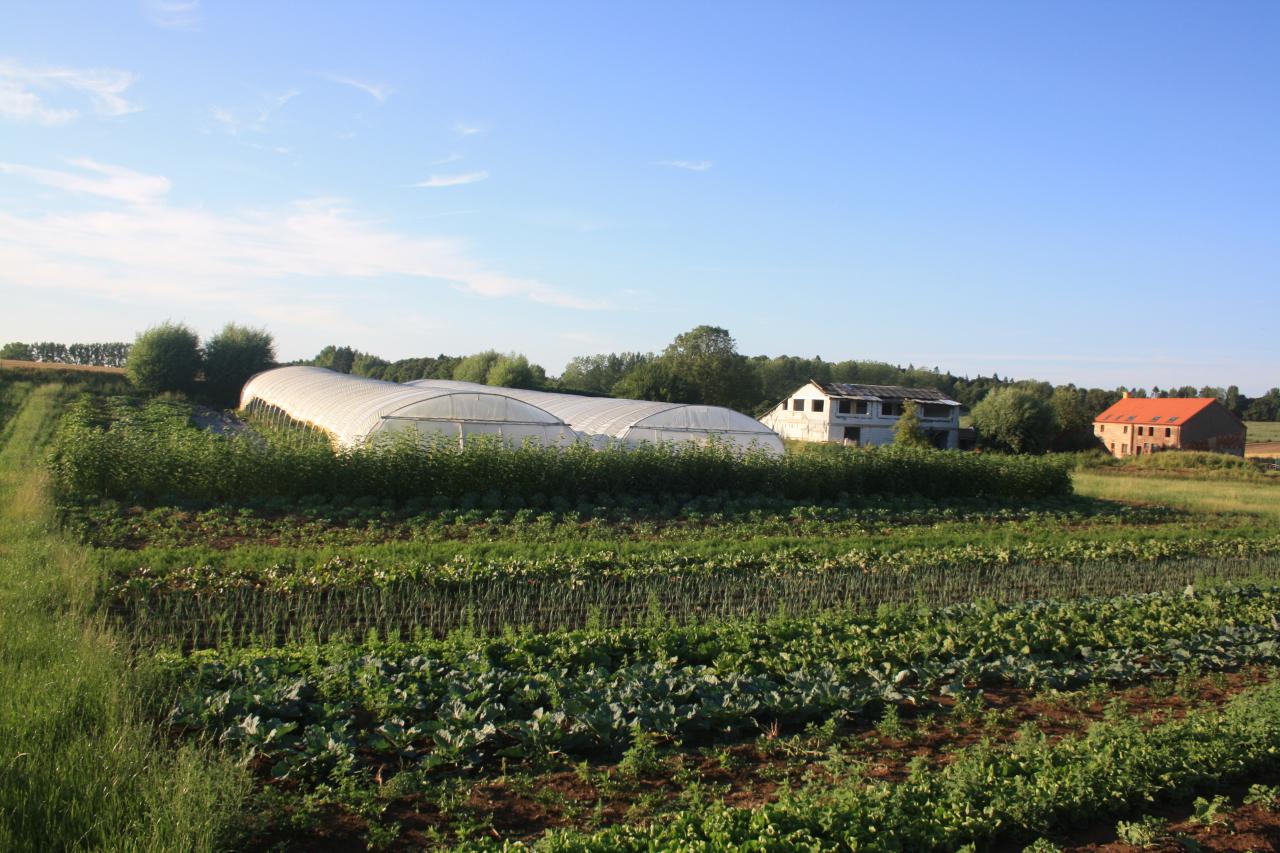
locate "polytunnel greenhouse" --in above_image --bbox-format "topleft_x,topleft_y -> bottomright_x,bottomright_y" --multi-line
405,379 -> 784,454
239,366 -> 579,449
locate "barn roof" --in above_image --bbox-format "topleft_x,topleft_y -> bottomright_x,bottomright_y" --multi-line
1093,396 -> 1225,427
813,381 -> 960,405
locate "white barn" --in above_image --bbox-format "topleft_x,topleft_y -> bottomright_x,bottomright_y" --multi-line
761,381 -> 962,449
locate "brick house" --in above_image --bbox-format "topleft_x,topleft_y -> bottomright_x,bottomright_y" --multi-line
1092,396 -> 1246,458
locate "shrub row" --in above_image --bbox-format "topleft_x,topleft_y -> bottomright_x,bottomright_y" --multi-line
49,398 -> 1071,504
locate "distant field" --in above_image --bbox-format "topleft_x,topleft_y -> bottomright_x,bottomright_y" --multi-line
0,359 -> 125,374
1073,469 -> 1280,522
1246,420 -> 1280,444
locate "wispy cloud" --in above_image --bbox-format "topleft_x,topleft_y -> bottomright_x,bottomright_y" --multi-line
322,73 -> 391,102
657,160 -> 713,172
146,0 -> 200,30
209,88 -> 298,135
0,158 -> 170,205
413,171 -> 489,188
0,159 -> 601,311
453,121 -> 483,136
0,58 -> 141,125
431,153 -> 463,166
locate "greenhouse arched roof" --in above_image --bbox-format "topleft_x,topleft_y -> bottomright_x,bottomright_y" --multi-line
406,380 -> 784,454
240,367 -> 575,448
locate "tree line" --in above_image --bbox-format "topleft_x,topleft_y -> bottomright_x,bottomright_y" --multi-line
14,323 -> 1278,441
0,341 -> 131,368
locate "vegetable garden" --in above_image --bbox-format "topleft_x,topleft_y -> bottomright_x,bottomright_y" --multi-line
7,377 -> 1280,851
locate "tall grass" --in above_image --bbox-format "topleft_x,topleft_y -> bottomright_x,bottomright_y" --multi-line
49,397 -> 1073,505
0,384 -> 247,851
1074,471 -> 1280,523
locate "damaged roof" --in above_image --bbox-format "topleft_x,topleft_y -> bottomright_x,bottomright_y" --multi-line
813,381 -> 960,405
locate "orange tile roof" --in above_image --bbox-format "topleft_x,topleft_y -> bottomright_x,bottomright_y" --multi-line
1093,397 -> 1218,426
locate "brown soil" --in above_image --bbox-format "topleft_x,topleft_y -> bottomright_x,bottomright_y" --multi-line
240,666 -> 1279,851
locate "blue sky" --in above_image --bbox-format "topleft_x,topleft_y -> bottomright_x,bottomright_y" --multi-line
2,2 -> 1277,393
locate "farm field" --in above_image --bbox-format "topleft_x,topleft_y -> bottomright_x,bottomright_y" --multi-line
1245,420 -> 1280,444
5,374 -> 1280,850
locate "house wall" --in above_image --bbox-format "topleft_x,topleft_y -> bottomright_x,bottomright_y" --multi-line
762,385 -> 961,449
1179,406 -> 1247,456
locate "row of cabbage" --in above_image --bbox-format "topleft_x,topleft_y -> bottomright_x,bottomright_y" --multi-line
160,584 -> 1280,784
464,679 -> 1280,851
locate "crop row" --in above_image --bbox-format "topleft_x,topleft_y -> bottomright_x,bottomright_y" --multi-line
160,584 -> 1280,783
64,496 -> 1183,550
466,678 -> 1280,851
49,397 -> 1072,504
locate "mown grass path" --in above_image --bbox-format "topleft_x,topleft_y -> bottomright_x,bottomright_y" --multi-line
0,381 -> 246,852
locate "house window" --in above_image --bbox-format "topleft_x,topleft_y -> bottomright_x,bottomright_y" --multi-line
881,402 -> 903,417
812,399 -> 825,413
921,404 -> 951,419
837,400 -> 851,414
1165,427 -> 1171,437
792,399 -> 804,411
1099,424 -> 1105,432
1109,442 -> 1115,451
855,401 -> 868,415
1123,425 -> 1129,434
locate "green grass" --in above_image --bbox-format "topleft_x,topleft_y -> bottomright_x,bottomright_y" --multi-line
1245,420 -> 1280,444
0,382 -> 247,851
1073,470 -> 1280,523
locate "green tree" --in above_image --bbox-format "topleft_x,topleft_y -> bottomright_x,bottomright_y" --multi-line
203,323 -> 276,405
452,350 -> 501,384
893,401 -> 932,448
126,322 -> 202,395
971,386 -> 1057,454
1049,385 -> 1097,450
661,325 -> 760,411
486,354 -> 544,389
0,342 -> 34,361
612,360 -> 700,403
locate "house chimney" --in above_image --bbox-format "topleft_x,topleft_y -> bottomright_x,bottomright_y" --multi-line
1122,391 -> 1130,398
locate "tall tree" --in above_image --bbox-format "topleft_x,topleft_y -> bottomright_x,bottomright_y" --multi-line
126,322 -> 202,395
971,387 -> 1057,454
893,401 -> 932,448
203,323 -> 276,405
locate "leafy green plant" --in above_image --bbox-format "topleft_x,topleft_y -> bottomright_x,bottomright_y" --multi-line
1115,814 -> 1168,846
1189,794 -> 1232,827
1244,783 -> 1279,810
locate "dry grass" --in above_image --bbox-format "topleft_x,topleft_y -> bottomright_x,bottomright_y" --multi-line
0,359 -> 125,374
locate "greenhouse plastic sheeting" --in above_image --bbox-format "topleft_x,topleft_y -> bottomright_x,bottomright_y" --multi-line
406,379 -> 784,455
240,366 -> 578,448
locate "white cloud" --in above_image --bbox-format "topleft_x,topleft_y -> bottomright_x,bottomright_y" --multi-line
0,158 -> 171,205
209,89 -> 298,135
453,121 -> 483,136
0,160 -> 600,312
413,171 -> 489,188
146,0 -> 201,30
431,153 -> 463,166
657,160 -> 713,171
0,58 -> 141,125
322,74 -> 391,102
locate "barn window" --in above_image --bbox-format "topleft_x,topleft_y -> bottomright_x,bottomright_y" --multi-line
812,399 -> 825,413
837,400 -> 851,414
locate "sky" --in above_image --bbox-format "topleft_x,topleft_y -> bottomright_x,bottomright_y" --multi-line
1,1 -> 1277,393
